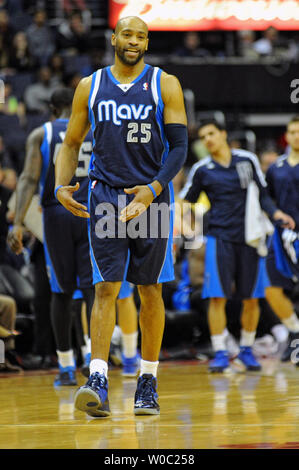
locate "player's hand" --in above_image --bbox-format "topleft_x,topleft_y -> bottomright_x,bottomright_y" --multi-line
120,185 -> 154,222
273,210 -> 295,230
7,225 -> 24,255
56,182 -> 90,218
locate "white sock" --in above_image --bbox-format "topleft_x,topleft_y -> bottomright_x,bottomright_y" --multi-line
122,332 -> 138,358
90,359 -> 108,378
240,330 -> 256,347
57,349 -> 75,368
211,333 -> 226,352
223,328 -> 229,338
139,359 -> 159,377
282,313 -> 299,333
86,337 -> 91,354
271,324 -> 289,343
111,325 -> 122,345
81,345 -> 88,359
84,334 -> 89,345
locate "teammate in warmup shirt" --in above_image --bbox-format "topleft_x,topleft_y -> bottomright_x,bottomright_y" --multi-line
180,120 -> 294,373
54,16 -> 188,416
265,116 -> 299,366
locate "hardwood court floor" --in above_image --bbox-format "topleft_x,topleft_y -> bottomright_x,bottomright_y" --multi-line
1,359 -> 299,449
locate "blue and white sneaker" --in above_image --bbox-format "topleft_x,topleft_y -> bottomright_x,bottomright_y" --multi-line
134,374 -> 160,415
122,353 -> 140,377
209,350 -> 230,373
234,346 -> 261,371
74,372 -> 111,417
54,364 -> 77,387
81,352 -> 91,378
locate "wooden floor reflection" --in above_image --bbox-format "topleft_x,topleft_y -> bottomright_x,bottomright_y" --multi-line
1,359 -> 299,449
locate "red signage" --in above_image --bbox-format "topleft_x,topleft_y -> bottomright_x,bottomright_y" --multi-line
109,0 -> 299,30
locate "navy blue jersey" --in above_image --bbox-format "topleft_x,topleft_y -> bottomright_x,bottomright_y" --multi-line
40,118 -> 93,207
87,65 -> 169,187
266,154 -> 299,230
180,148 -> 276,243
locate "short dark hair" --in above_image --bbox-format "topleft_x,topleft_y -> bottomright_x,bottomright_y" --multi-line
198,119 -> 226,132
287,116 -> 299,129
50,88 -> 74,109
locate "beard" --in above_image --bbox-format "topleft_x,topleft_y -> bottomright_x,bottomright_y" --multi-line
115,44 -> 145,66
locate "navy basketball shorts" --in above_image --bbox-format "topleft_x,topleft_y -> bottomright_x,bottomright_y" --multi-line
202,236 -> 269,299
43,204 -> 93,293
88,180 -> 175,285
265,241 -> 295,291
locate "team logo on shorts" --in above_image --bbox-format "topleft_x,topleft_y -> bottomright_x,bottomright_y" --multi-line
91,180 -> 97,189
143,82 -> 149,91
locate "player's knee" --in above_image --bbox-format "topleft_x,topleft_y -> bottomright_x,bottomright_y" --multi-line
243,298 -> 258,308
209,297 -> 226,308
138,284 -> 162,304
95,281 -> 121,301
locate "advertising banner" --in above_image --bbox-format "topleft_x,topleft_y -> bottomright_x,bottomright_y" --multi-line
109,0 -> 299,30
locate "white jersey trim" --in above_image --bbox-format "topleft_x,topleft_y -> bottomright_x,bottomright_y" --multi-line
90,69 -> 102,109
45,122 -> 52,145
151,67 -> 159,107
179,156 -> 211,200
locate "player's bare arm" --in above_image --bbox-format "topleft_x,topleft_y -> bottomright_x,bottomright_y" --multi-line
120,73 -> 187,222
55,76 -> 92,218
7,126 -> 44,254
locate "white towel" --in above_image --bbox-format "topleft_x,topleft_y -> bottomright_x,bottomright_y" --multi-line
245,181 -> 274,257
281,228 -> 299,264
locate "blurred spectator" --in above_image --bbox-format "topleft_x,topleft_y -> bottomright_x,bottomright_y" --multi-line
173,32 -> 210,58
0,159 -> 11,264
49,53 -> 65,85
0,80 -> 26,124
8,31 -> 36,72
26,9 -> 55,66
0,0 -> 23,16
60,1 -> 91,30
56,10 -> 90,55
253,27 -> 278,56
24,66 -> 61,113
0,136 -> 17,189
0,10 -> 14,68
66,71 -> 82,90
259,149 -> 279,174
0,135 -> 13,169
229,139 -> 242,149
238,30 -> 259,60
253,27 -> 291,59
0,294 -> 21,372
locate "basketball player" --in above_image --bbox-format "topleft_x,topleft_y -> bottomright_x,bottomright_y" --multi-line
8,88 -> 95,386
54,16 -> 188,416
180,120 -> 294,373
8,88 -> 139,383
265,116 -> 299,365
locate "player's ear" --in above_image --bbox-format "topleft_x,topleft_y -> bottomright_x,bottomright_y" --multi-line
145,38 -> 149,51
111,33 -> 116,47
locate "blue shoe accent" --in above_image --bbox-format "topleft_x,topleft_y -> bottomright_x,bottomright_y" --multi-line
236,346 -> 261,371
74,372 -> 111,417
209,350 -> 230,373
81,352 -> 91,378
134,374 -> 160,415
54,364 -> 77,387
122,353 -> 140,377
